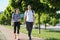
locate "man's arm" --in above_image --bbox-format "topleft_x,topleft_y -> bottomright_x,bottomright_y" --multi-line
33,11 -> 35,23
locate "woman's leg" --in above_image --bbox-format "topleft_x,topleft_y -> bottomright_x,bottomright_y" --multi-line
14,22 -> 17,39
17,22 -> 20,40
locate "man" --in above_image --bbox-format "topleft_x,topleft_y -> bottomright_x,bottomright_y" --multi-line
24,5 -> 35,40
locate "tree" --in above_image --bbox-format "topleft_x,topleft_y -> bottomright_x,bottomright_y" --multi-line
48,0 -> 60,8
40,13 -> 50,29
9,0 -> 22,10
0,0 -> 59,33
0,0 -> 23,25
49,17 -> 59,26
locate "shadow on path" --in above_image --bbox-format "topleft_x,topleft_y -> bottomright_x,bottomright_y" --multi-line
45,38 -> 59,40
46,29 -> 60,33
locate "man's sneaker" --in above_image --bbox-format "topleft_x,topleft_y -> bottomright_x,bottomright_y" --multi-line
29,36 -> 32,40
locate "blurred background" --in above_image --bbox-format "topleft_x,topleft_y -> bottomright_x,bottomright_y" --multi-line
0,0 -> 60,40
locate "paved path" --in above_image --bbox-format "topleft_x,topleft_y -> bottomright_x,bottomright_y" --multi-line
0,25 -> 43,40
0,31 -> 6,40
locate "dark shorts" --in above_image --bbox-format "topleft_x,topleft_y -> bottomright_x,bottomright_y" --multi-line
14,22 -> 20,34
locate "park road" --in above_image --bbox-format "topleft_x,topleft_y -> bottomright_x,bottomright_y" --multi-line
0,25 -> 43,40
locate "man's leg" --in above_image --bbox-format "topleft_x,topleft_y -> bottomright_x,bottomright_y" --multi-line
26,22 -> 33,40
26,22 -> 30,36
28,22 -> 33,40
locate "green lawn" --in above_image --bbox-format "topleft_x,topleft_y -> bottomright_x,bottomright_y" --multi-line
5,25 -> 60,40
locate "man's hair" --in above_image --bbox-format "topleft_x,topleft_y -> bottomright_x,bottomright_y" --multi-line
27,4 -> 33,10
28,5 -> 32,7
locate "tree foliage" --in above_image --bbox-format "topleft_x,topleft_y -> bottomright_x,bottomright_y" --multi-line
40,13 -> 50,29
0,0 -> 59,25
49,18 -> 59,26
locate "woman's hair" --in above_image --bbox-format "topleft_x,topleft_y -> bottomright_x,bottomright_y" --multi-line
14,8 -> 20,13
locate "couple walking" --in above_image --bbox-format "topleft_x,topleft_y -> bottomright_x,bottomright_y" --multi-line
12,5 -> 35,40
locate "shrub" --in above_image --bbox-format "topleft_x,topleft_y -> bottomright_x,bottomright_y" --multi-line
49,17 -> 59,26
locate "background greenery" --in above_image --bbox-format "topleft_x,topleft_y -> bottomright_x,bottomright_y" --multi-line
0,0 -> 60,40
0,0 -> 60,26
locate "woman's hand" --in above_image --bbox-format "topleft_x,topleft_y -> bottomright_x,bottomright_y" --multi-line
18,19 -> 20,22
24,21 -> 26,24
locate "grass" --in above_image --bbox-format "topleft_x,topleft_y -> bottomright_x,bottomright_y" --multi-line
5,25 -> 60,40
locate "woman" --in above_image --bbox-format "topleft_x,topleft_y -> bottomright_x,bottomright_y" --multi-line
12,8 -> 20,40
24,5 -> 35,40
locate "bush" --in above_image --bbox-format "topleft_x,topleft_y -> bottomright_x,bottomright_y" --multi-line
40,13 -> 50,24
40,13 -> 50,29
59,19 -> 60,23
49,17 -> 59,26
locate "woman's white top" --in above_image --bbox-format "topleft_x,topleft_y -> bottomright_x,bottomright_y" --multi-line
25,10 -> 35,22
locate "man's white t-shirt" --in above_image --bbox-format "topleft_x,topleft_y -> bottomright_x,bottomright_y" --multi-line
25,10 -> 35,22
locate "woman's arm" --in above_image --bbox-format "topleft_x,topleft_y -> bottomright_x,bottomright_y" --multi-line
12,14 -> 14,22
24,11 -> 27,24
11,14 -> 14,26
18,14 -> 20,22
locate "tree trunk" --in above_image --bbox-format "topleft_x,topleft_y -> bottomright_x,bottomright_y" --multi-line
45,23 -> 46,30
38,12 -> 40,33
